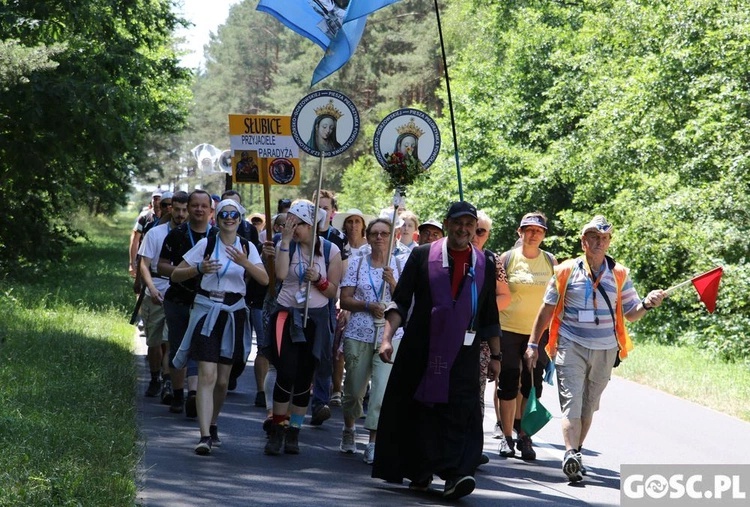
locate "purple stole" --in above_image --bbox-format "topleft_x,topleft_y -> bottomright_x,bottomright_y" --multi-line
414,239 -> 486,405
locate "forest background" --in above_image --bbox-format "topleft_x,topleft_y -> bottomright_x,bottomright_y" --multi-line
2,0 -> 750,363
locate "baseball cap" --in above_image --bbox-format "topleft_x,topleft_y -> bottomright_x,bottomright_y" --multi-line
445,201 -> 478,220
151,189 -> 163,198
580,215 -> 613,236
418,219 -> 443,232
519,213 -> 547,230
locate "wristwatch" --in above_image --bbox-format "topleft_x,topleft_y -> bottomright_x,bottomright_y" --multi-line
642,298 -> 653,310
490,353 -> 502,361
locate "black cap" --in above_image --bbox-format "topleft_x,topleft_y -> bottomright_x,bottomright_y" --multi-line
445,201 -> 478,220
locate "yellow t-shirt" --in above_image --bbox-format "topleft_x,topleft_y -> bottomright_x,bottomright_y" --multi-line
499,248 -> 555,335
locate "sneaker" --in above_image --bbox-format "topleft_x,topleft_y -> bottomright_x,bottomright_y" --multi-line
264,424 -> 285,456
363,442 -> 375,464
254,391 -> 266,408
518,435 -> 536,461
169,396 -> 184,414
185,393 -> 197,418
145,379 -> 161,398
408,476 -> 432,492
310,405 -> 331,426
284,426 -> 300,455
492,421 -> 503,439
562,450 -> 583,482
443,475 -> 476,500
209,425 -> 221,447
160,380 -> 173,405
578,450 -> 587,475
478,453 -> 490,466
194,436 -> 212,455
329,391 -> 342,407
339,427 -> 357,454
498,435 -> 515,457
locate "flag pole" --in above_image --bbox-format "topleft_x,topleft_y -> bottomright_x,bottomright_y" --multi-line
664,279 -> 692,296
433,0 -> 464,201
304,152 -> 326,326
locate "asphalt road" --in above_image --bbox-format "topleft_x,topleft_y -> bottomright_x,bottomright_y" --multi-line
134,333 -> 750,506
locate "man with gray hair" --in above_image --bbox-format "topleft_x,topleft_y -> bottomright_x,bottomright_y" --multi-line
525,215 -> 666,482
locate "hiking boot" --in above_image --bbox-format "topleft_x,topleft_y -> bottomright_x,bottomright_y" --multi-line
254,391 -> 266,408
262,416 -> 273,435
310,405 -> 331,426
160,380 -> 173,405
194,436 -> 212,456
443,475 -> 476,500
562,449 -> 583,482
329,391 -> 342,407
169,395 -> 184,414
185,393 -> 197,418
264,424 -> 285,456
498,435 -> 515,457
492,421 -> 502,439
284,426 -> 300,454
363,442 -> 375,464
518,435 -> 536,461
339,427 -> 356,454
145,379 -> 161,398
209,425 -> 221,447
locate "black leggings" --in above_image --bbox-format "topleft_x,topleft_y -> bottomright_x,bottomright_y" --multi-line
268,311 -> 318,408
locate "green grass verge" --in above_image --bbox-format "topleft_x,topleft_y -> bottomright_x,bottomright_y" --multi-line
0,212 -> 137,506
615,340 -> 750,422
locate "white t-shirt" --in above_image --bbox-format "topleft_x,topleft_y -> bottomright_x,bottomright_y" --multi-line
276,243 -> 341,309
182,236 -> 262,296
340,255 -> 405,344
137,222 -> 171,295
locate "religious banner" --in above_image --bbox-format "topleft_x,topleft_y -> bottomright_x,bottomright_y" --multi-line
291,89 -> 360,158
227,114 -> 300,185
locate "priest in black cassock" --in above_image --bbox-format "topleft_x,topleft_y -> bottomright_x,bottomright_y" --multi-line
372,201 -> 502,501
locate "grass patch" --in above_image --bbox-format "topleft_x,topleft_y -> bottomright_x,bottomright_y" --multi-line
616,340 -> 750,422
0,213 -> 137,506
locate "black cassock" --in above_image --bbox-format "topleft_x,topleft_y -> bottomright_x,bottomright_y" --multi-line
372,241 -> 500,484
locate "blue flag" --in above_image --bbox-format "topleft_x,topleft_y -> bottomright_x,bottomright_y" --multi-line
257,0 -> 402,85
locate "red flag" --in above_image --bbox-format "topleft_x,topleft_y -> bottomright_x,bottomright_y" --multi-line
691,267 -> 723,313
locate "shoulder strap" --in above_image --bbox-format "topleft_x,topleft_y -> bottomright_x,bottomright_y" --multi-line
542,250 -> 555,272
502,248 -> 515,272
204,233 -> 216,259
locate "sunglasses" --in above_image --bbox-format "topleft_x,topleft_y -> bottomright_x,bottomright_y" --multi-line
475,228 -> 488,236
218,210 -> 241,220
369,231 -> 390,238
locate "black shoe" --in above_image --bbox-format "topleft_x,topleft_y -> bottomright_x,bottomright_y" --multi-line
169,396 -> 184,414
443,476 -> 476,500
195,436 -> 212,455
478,453 -> 490,466
309,405 -> 331,426
209,424 -> 221,447
562,450 -> 583,482
254,391 -> 266,408
284,426 -> 300,454
264,424 -> 285,456
262,416 -> 273,435
160,380 -> 173,405
518,435 -> 536,460
408,476 -> 432,492
185,394 -> 197,418
145,379 -> 161,397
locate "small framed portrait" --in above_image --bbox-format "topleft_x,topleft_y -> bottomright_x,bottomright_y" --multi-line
291,89 -> 360,158
373,108 -> 441,169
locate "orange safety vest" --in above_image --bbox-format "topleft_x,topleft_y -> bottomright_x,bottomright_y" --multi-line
546,257 -> 634,361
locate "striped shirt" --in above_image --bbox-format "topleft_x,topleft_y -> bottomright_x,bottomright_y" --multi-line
543,257 -> 640,350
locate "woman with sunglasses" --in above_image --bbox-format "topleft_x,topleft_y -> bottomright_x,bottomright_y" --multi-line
264,200 -> 343,456
170,199 -> 269,455
338,218 -> 405,464
496,211 -> 557,461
